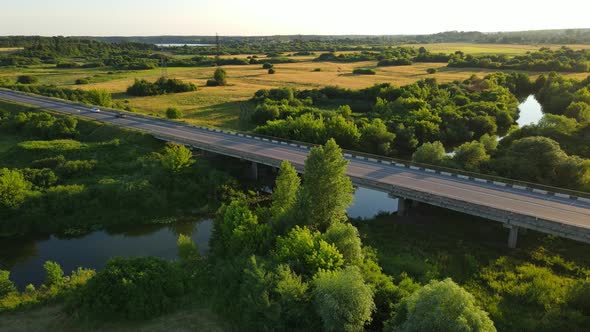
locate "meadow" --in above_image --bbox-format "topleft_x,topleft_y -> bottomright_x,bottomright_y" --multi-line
1,43 -> 588,129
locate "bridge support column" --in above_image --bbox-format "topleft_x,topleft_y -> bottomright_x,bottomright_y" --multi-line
507,226 -> 519,249
397,198 -> 407,216
250,161 -> 259,181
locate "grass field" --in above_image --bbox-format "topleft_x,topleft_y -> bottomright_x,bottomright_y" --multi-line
1,43 -> 589,129
0,304 -> 228,332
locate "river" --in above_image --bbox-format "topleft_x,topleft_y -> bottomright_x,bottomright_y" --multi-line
0,97 -> 543,289
1,186 -> 399,289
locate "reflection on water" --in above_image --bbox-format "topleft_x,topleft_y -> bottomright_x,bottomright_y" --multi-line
0,219 -> 213,289
517,95 -> 543,127
347,187 -> 398,219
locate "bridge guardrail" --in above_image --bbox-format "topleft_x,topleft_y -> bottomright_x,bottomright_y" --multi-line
2,87 -> 589,202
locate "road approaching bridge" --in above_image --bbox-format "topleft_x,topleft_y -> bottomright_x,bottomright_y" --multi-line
1,89 -> 589,248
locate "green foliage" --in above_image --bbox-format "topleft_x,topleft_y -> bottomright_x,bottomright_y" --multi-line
16,75 -> 39,84
323,222 -> 363,265
453,141 -> 490,171
426,68 -> 437,74
126,77 -> 197,96
212,199 -> 269,258
160,143 -> 194,173
270,161 -> 300,224
386,278 -> 496,332
298,139 -> 354,230
276,225 -> 343,275
0,168 -> 31,209
313,266 -> 375,332
43,261 -> 64,287
213,68 -> 227,86
274,264 -> 312,328
412,141 -> 446,165
353,68 -> 376,75
268,68 -> 276,74
262,62 -> 274,69
177,234 -> 200,262
206,79 -> 220,87
0,270 -> 16,298
165,107 -> 183,119
70,257 -> 185,320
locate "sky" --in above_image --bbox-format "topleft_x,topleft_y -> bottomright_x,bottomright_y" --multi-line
1,0 -> 588,36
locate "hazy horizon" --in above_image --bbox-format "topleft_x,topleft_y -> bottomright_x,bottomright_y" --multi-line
1,0 -> 588,37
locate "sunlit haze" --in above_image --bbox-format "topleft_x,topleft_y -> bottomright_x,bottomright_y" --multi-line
1,0 -> 588,36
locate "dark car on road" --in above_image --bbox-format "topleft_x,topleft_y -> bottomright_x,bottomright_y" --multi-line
115,112 -> 127,118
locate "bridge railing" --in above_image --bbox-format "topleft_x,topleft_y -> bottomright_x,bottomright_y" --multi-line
3,87 -> 589,201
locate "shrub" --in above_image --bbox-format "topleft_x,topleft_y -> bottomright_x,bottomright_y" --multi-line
16,75 -> 39,84
213,68 -> 227,86
166,107 -> 183,119
352,68 -> 376,75
44,261 -> 64,287
206,79 -> 220,87
75,78 -> 90,85
126,77 -> 196,96
57,159 -> 97,176
0,270 -> 16,298
385,278 -> 495,332
268,68 -> 276,74
313,68 -> 322,72
70,257 -> 186,320
426,68 -> 437,74
262,63 -> 274,69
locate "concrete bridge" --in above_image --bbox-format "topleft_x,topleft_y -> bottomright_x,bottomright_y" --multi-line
1,89 -> 590,248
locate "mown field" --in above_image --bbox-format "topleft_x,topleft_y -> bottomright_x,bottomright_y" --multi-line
1,43 -> 588,129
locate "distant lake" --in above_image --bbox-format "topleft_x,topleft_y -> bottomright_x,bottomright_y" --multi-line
156,43 -> 214,47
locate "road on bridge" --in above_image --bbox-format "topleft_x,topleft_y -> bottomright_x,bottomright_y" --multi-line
1,89 -> 589,239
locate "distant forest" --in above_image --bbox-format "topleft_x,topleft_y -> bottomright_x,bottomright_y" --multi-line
1,29 -> 590,49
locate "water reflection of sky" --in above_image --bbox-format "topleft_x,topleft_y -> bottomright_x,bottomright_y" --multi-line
0,219 -> 212,289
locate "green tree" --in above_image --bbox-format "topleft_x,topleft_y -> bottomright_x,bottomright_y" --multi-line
44,261 -> 64,287
325,115 -> 361,149
16,75 -> 38,84
166,107 -> 183,119
323,222 -> 363,265
212,199 -> 269,257
276,226 -> 344,275
565,101 -> 590,123
299,139 -> 354,230
359,119 -> 396,156
275,264 -> 313,328
214,68 -> 227,86
160,144 -> 194,173
87,89 -> 112,107
0,168 -> 31,209
313,266 -> 375,332
385,278 -> 496,332
453,141 -> 489,171
177,234 -> 199,262
479,133 -> 499,153
270,161 -> 301,222
239,256 -> 281,330
412,141 -> 445,165
0,270 -> 16,298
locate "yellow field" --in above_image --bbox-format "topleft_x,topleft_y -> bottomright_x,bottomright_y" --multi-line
1,43 -> 589,129
0,47 -> 23,53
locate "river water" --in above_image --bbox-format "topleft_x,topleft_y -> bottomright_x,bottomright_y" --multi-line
0,96 -> 544,289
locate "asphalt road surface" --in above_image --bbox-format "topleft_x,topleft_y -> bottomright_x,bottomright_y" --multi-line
1,89 -> 589,233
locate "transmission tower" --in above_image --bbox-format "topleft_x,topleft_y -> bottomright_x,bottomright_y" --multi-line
160,56 -> 168,77
215,33 -> 220,66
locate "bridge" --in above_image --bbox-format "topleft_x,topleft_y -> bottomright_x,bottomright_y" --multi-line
1,88 -> 590,248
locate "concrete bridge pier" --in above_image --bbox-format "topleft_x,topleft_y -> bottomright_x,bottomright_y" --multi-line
250,161 -> 259,181
397,197 -> 408,216
507,225 -> 519,249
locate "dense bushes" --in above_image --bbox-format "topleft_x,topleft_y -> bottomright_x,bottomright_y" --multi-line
16,75 -> 39,84
165,107 -> 183,119
69,257 -> 186,320
0,83 -> 112,107
353,68 -> 376,75
448,47 -> 590,72
126,77 -> 197,96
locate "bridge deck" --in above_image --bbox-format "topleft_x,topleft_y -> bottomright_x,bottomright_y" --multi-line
1,89 -> 589,241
